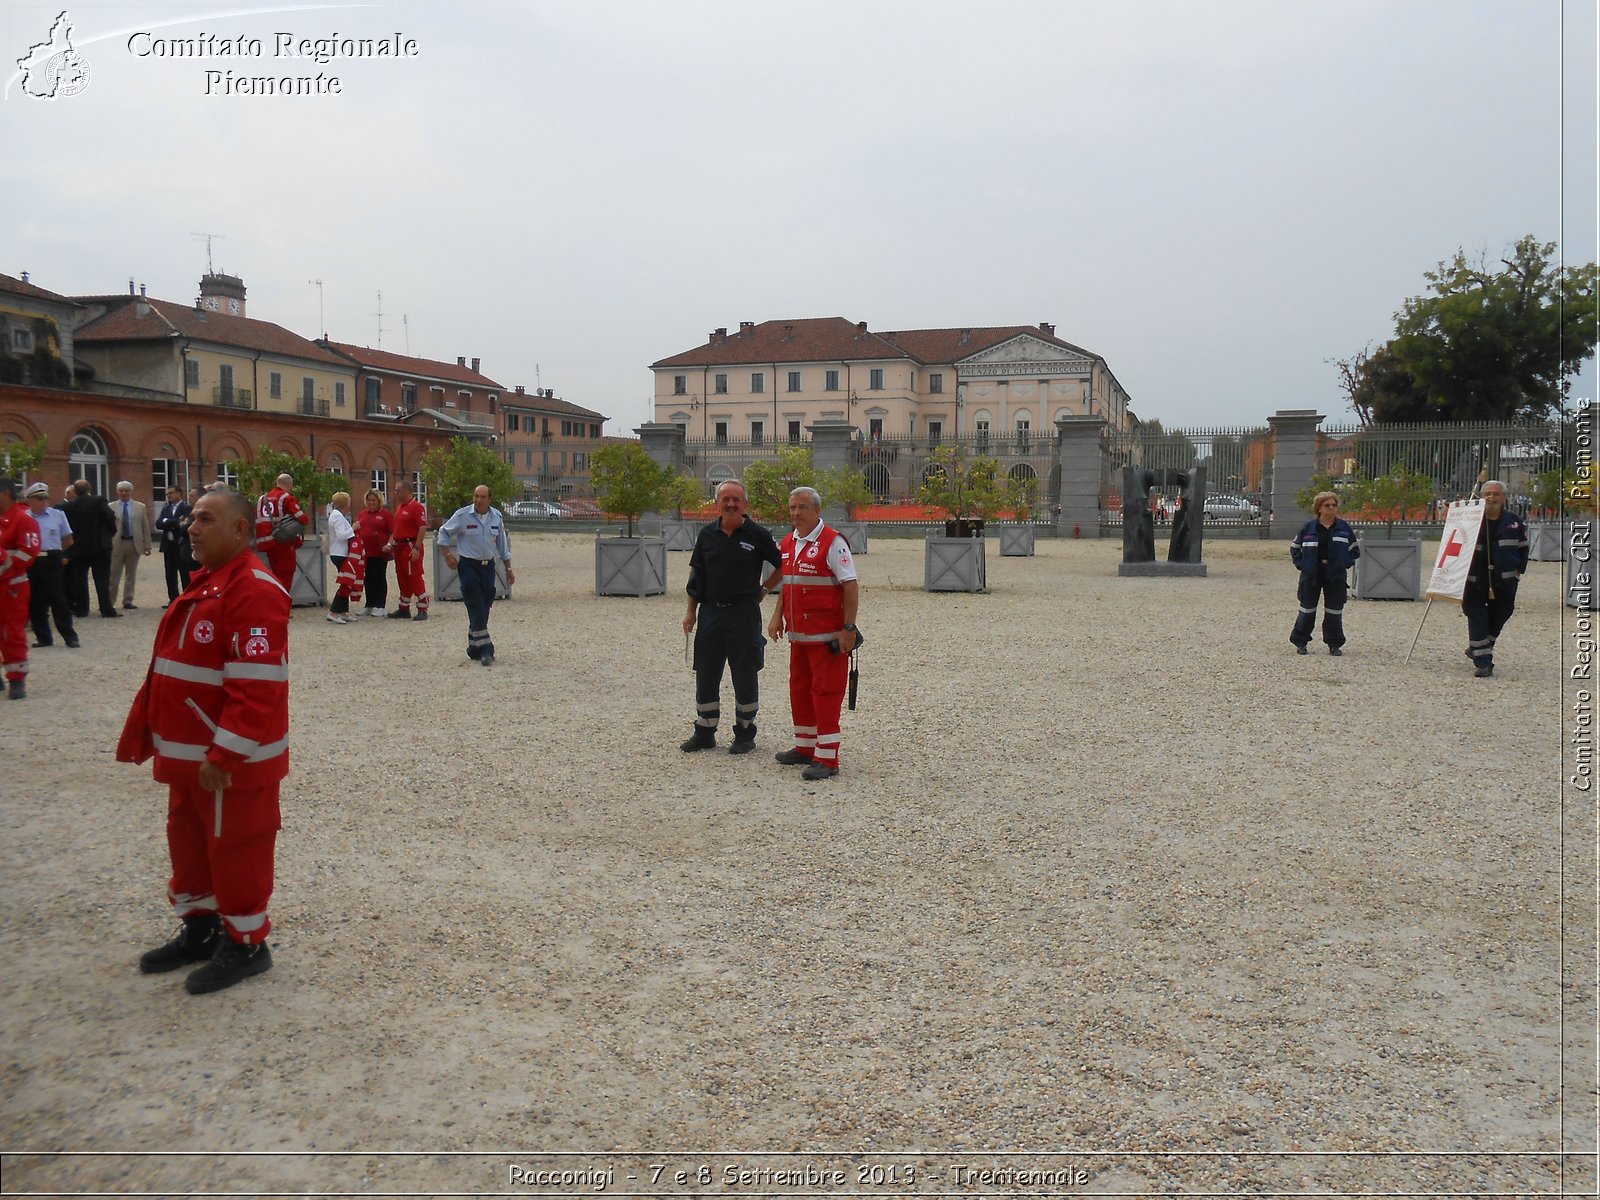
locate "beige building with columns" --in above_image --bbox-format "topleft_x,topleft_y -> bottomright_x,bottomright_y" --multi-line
651,317 -> 1134,443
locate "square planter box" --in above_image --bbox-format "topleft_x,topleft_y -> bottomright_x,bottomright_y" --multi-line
274,535 -> 324,608
998,525 -> 1036,556
660,520 -> 697,552
1529,522 -> 1568,562
1353,536 -> 1421,600
596,535 -> 667,596
432,543 -> 511,602
925,534 -> 987,592
832,520 -> 869,554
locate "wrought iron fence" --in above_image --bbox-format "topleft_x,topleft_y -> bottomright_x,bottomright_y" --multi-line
1316,419 -> 1562,511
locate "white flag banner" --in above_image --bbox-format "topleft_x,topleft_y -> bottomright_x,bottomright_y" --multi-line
1425,500 -> 1487,602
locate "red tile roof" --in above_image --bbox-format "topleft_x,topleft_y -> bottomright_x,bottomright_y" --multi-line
500,392 -> 607,421
653,317 -> 1102,368
0,273 -> 79,306
75,297 -> 350,366
326,342 -> 504,389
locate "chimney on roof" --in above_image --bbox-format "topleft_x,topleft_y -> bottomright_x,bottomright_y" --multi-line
958,328 -> 971,346
515,385 -> 525,394
884,331 -> 897,346
457,356 -> 466,367
739,321 -> 754,334
471,357 -> 480,373
140,284 -> 147,298
784,324 -> 794,339
710,327 -> 727,343
1039,322 -> 1055,337
856,321 -> 867,333
129,279 -> 136,296
19,271 -> 28,284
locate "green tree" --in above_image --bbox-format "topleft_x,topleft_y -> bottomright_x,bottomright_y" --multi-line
1344,237 -> 1598,423
742,446 -> 819,523
228,448 -> 350,533
916,444 -> 1011,521
1,435 -> 48,480
1295,473 -> 1342,513
1342,468 -> 1435,535
662,470 -> 706,519
418,436 -> 520,521
590,441 -> 672,536
817,464 -> 874,517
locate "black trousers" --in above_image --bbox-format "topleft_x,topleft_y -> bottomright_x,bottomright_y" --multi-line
693,602 -> 765,736
1290,570 -> 1349,649
1463,580 -> 1518,668
65,550 -> 112,616
162,545 -> 191,601
363,556 -> 389,611
28,555 -> 75,643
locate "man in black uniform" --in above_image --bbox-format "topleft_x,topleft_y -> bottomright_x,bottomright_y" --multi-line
61,479 -> 118,618
1462,479 -> 1529,678
680,480 -> 782,754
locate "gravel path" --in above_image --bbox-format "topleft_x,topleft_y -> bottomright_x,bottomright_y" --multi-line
1,533 -> 1590,1197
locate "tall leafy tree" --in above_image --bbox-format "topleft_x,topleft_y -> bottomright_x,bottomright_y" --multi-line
1343,236 -> 1597,424
590,441 -> 672,536
228,448 -> 350,532
418,436 -> 520,519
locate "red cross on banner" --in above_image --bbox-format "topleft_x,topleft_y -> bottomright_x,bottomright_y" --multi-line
1435,527 -> 1466,569
1425,501 -> 1486,602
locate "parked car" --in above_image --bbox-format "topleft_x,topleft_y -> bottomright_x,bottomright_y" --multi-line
504,500 -> 549,518
1202,495 -> 1260,520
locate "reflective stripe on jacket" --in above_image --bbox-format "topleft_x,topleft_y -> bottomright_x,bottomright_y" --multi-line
779,524 -> 847,642
1290,517 -> 1360,575
117,551 -> 292,786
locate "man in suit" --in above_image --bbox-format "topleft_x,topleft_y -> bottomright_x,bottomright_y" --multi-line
154,485 -> 193,604
61,479 -> 118,618
108,480 -> 153,610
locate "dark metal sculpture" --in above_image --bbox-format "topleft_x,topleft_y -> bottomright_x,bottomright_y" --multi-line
1121,465 -> 1208,564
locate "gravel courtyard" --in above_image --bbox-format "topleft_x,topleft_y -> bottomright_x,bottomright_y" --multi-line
1,532 -> 1591,1197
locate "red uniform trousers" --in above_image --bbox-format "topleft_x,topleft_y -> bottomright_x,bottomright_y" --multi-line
166,781 -> 281,944
2,580 -> 30,682
788,640 -> 849,768
393,544 -> 428,612
258,544 -> 297,595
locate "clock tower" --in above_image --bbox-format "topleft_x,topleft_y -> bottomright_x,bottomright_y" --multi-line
197,272 -> 246,317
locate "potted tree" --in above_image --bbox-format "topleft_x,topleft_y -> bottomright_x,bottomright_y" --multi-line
1332,468 -> 1432,601
743,445 -> 819,540
997,470 -> 1041,557
231,448 -> 351,608
658,472 -> 708,551
818,463 -> 874,554
1529,467 -> 1569,561
418,436 -> 520,602
917,445 -> 1008,592
590,441 -> 676,596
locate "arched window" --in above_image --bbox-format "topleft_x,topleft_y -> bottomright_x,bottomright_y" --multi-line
706,465 -> 735,497
69,428 -> 110,496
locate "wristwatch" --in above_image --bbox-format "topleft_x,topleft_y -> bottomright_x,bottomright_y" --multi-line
843,624 -> 858,632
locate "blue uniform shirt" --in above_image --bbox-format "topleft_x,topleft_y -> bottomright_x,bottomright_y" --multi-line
33,505 -> 73,552
437,503 -> 511,564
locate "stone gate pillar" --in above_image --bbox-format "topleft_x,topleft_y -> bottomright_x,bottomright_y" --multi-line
1267,409 -> 1324,536
635,422 -> 687,472
1055,415 -> 1107,536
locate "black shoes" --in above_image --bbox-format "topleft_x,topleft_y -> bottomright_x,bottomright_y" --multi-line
100,610 -> 121,618
1294,644 -> 1308,655
775,749 -> 813,765
185,940 -> 273,994
1329,647 -> 1342,656
479,652 -> 495,667
729,739 -> 756,755
31,640 -> 51,648
1475,664 -> 1494,678
413,611 -> 428,621
386,609 -> 412,619
801,762 -> 839,781
7,680 -> 25,700
65,637 -> 80,648
680,731 -> 716,752
139,914 -> 222,973
122,602 -> 137,610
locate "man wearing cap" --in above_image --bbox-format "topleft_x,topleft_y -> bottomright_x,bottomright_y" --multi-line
436,485 -> 514,666
108,480 -> 153,610
0,478 -> 43,699
24,482 -> 77,649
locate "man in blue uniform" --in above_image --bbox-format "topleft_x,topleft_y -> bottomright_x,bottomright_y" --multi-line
681,480 -> 782,754
437,485 -> 515,667
24,482 -> 78,648
1462,480 -> 1529,678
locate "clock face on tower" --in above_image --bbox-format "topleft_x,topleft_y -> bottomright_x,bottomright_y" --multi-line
227,298 -> 240,315
204,296 -> 218,311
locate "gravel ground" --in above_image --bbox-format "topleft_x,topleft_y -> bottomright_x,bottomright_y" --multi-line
1,532 -> 1592,1198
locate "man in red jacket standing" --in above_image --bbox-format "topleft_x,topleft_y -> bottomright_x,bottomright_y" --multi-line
386,480 -> 429,620
0,477 -> 42,700
119,489 -> 291,994
253,473 -> 307,596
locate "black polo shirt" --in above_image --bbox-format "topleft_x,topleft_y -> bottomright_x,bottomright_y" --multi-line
686,516 -> 781,605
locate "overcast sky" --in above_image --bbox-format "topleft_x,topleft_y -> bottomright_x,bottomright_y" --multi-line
5,0 -> 1595,434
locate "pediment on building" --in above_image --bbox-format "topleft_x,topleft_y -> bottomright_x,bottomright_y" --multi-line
957,335 -> 1092,376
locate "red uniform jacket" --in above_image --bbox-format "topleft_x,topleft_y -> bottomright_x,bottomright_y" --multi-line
778,524 -> 848,642
392,498 -> 425,542
1,505 -> 41,589
336,530 -> 367,601
117,551 -> 291,787
254,487 -> 307,551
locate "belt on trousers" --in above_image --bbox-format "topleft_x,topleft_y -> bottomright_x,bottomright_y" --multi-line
395,538 -> 416,543
120,535 -> 134,540
40,550 -> 63,559
464,558 -> 493,567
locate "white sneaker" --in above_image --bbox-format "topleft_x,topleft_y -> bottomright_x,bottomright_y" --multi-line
326,614 -> 349,624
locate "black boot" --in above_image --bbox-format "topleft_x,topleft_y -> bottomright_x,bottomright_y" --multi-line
185,939 -> 273,994
679,728 -> 716,752
139,914 -> 223,973
7,679 -> 24,700
729,725 -> 757,755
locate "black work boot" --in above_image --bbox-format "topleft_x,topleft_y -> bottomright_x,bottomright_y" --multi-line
680,728 -> 716,752
7,679 -> 25,700
185,939 -> 273,994
729,725 -> 757,755
139,914 -> 223,974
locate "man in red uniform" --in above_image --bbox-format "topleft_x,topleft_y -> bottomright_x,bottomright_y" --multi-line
766,486 -> 860,780
0,477 -> 43,700
253,473 -> 307,596
386,480 -> 429,620
118,489 -> 291,994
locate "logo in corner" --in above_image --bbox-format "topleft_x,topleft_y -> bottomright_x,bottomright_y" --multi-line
17,11 -> 91,100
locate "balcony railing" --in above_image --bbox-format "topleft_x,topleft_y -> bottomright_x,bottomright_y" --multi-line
363,401 -> 414,419
214,386 -> 254,409
299,397 -> 330,417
